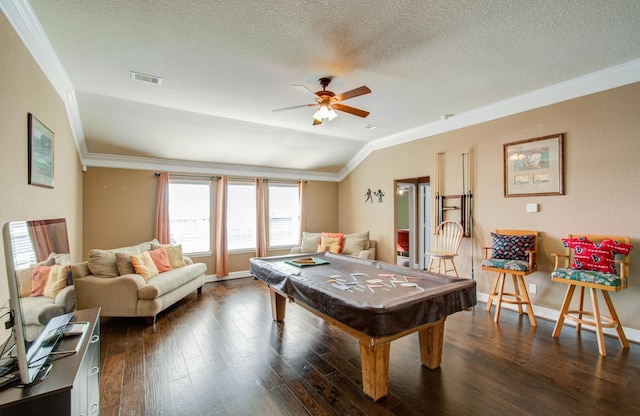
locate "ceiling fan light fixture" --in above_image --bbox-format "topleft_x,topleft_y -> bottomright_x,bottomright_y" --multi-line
312,102 -> 337,122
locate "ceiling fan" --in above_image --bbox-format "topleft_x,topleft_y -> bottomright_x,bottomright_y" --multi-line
273,77 -> 371,125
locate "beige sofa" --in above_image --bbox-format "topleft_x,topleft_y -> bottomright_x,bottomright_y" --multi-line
71,239 -> 206,324
290,231 -> 376,260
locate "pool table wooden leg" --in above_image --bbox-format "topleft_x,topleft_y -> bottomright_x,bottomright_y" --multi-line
269,288 -> 287,322
359,340 -> 391,401
418,319 -> 445,369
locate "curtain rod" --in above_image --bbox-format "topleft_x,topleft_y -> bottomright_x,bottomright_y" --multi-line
155,173 -> 221,180
155,173 -> 306,183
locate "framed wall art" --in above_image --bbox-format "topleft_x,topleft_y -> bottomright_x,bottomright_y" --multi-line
503,133 -> 563,197
28,113 -> 54,188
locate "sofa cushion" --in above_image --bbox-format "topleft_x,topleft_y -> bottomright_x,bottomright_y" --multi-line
130,251 -> 160,280
138,263 -> 207,300
149,247 -> 173,272
317,237 -> 342,253
30,265 -> 52,297
44,265 -> 69,299
88,249 -> 123,277
88,239 -> 160,278
18,259 -> 59,297
20,296 -> 64,326
151,243 -> 187,268
300,232 -> 321,253
342,231 -> 369,256
115,252 -> 137,275
321,232 -> 344,253
46,252 -> 71,266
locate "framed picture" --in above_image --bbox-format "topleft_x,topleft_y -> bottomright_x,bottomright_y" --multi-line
503,133 -> 563,197
28,113 -> 54,188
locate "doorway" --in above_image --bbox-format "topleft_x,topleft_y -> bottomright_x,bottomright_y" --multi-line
395,177 -> 431,269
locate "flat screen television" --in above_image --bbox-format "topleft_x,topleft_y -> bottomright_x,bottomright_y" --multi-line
2,218 -> 76,385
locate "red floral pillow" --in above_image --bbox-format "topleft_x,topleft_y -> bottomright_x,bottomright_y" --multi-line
562,237 -> 633,274
321,232 -> 344,253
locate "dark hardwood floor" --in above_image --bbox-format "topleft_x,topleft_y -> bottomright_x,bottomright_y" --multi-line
98,278 -> 640,416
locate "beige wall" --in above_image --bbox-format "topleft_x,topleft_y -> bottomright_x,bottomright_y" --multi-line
0,15 -> 83,340
82,169 -> 339,275
339,82 -> 640,330
82,168 -> 157,254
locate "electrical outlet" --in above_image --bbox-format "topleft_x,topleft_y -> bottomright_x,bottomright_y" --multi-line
529,283 -> 537,294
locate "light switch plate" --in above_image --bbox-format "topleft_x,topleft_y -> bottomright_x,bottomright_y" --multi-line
526,203 -> 538,213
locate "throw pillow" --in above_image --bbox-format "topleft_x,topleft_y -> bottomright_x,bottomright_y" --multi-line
342,231 -> 369,256
46,252 -> 71,266
30,265 -> 51,297
44,265 -> 69,299
563,237 -> 633,274
321,232 -> 344,253
149,247 -> 173,272
130,251 -> 160,280
300,232 -> 321,253
17,267 -> 33,298
151,243 -> 187,268
115,252 -> 137,275
87,249 -> 120,278
317,236 -> 342,253
490,233 -> 536,261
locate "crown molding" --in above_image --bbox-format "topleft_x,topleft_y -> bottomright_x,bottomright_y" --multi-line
82,153 -> 341,182
4,0 -> 639,182
1,0 -> 88,158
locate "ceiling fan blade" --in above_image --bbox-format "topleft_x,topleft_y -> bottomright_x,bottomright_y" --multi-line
312,118 -> 323,126
272,103 -> 316,112
332,103 -> 370,118
292,84 -> 320,98
334,86 -> 371,102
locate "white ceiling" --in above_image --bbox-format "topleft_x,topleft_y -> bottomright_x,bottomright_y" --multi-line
4,0 -> 640,180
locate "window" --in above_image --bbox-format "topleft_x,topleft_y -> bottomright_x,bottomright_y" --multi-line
168,181 -> 210,254
227,182 -> 256,251
8,221 -> 36,270
268,183 -> 300,247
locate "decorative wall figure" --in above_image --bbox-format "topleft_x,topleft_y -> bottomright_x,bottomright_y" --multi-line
374,189 -> 385,203
365,188 -> 373,203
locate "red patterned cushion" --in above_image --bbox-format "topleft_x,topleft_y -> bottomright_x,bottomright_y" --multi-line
490,233 -> 535,261
321,232 -> 344,253
562,237 -> 633,274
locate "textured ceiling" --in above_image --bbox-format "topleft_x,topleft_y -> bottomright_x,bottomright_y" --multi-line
15,0 -> 640,178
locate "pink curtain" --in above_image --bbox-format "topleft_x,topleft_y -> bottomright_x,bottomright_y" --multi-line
256,178 -> 267,257
298,180 -> 306,245
154,172 -> 171,244
29,220 -> 56,262
215,176 -> 229,277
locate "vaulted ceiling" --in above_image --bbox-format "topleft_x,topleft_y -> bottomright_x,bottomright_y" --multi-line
4,0 -> 640,180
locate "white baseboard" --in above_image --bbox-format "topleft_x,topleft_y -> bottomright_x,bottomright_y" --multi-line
477,292 -> 640,344
204,270 -> 252,283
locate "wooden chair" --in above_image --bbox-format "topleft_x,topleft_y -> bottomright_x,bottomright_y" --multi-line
551,234 -> 633,356
482,230 -> 538,326
426,221 -> 464,277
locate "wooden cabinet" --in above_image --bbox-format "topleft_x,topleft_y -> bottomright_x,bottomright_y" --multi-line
0,308 -> 101,416
72,314 -> 100,415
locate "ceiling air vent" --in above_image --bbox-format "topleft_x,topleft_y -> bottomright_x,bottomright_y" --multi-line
130,71 -> 162,85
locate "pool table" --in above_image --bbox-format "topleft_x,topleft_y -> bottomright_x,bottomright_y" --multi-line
249,252 -> 476,401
